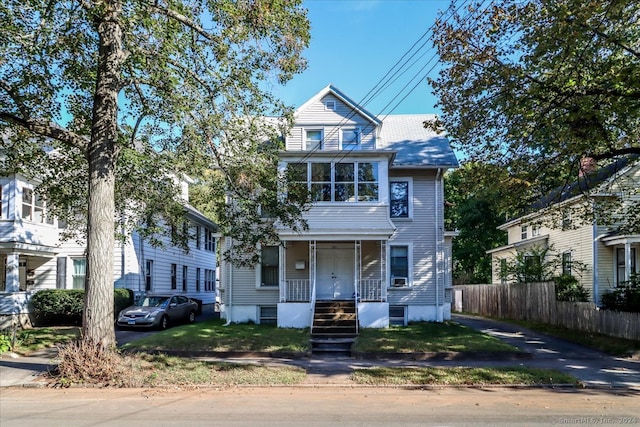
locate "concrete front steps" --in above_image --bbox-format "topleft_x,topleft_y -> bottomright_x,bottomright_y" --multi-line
310,300 -> 358,355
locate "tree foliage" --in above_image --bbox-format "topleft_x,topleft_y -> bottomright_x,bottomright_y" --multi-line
445,162 -> 508,284
430,0 -> 640,229
1,0 -> 310,347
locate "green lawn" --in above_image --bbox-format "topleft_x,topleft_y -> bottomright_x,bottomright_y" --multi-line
121,319 -> 311,353
353,321 -> 519,353
351,366 -> 579,386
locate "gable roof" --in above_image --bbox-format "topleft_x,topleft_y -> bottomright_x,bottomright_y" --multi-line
294,84 -> 381,126
532,155 -> 640,210
377,114 -> 459,168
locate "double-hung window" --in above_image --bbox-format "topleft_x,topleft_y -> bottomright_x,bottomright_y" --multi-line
521,225 -> 528,240
72,258 -> 86,289
390,245 -> 410,287
145,260 -> 153,291
260,246 -> 279,287
205,228 -> 215,252
562,252 -> 572,276
334,163 -> 355,201
171,263 -> 177,289
341,128 -> 360,151
390,179 -> 411,219
182,265 -> 188,291
305,129 -> 322,151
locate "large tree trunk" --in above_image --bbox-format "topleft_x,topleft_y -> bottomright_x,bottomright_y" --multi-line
82,1 -> 124,348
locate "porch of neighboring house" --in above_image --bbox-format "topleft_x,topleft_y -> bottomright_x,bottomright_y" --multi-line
601,234 -> 640,287
276,240 -> 390,331
0,250 -> 58,328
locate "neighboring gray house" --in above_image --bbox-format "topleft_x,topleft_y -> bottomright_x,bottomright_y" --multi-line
218,84 -> 459,328
0,170 -> 218,328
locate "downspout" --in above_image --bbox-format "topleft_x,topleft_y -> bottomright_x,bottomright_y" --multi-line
138,233 -> 144,296
224,238 -> 233,326
592,215 -> 599,307
435,168 -> 443,322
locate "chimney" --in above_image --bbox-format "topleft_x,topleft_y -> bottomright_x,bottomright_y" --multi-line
579,157 -> 597,178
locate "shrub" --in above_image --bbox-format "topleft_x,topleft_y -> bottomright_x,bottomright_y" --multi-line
31,288 -> 135,326
554,275 -> 589,302
600,274 -> 640,313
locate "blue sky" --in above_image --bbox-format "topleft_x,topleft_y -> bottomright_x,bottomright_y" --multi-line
275,0 -> 452,116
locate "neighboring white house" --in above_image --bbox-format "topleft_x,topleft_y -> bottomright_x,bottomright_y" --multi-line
488,156 -> 640,305
218,84 -> 459,328
0,171 -> 218,328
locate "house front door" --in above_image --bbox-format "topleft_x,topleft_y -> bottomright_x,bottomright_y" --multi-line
316,246 -> 355,300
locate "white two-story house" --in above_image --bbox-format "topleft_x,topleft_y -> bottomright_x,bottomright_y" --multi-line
218,85 -> 459,328
0,168 -> 218,328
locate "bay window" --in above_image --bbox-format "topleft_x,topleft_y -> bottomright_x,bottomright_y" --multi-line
290,161 -> 379,203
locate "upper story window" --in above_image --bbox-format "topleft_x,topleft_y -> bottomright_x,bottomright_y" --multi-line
562,210 -> 572,230
290,161 -> 379,203
304,129 -> 322,151
532,224 -> 541,237
390,179 -> 412,219
22,188 -> 54,224
521,225 -> 528,240
324,100 -> 335,111
341,128 -> 360,151
204,228 -> 215,252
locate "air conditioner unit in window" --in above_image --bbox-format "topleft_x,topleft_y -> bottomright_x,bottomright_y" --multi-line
392,277 -> 408,287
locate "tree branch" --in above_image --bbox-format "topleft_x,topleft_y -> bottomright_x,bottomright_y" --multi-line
0,112 -> 88,151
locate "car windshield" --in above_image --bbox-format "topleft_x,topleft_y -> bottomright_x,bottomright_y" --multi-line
139,296 -> 169,307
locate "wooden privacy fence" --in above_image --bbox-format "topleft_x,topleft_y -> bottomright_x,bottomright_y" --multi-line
454,282 -> 640,341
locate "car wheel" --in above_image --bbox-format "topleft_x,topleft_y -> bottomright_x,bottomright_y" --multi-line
159,315 -> 169,330
188,310 -> 196,324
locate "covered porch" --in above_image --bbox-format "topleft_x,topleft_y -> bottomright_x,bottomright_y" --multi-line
276,239 -> 390,328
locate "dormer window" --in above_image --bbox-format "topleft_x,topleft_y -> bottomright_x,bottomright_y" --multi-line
341,128 -> 360,151
305,129 -> 322,151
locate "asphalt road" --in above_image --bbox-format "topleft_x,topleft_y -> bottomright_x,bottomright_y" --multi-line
1,386 -> 638,426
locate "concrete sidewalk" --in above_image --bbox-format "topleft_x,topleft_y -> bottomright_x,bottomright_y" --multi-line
2,314 -> 639,389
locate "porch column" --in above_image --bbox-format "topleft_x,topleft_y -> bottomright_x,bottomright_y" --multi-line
279,243 -> 286,302
381,240 -> 387,302
625,242 -> 632,282
5,252 -> 20,293
309,241 -> 316,301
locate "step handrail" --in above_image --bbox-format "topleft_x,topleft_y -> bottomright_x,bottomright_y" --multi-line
309,279 -> 316,335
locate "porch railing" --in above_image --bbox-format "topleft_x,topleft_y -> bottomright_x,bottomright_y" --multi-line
283,279 -> 311,302
358,279 -> 384,302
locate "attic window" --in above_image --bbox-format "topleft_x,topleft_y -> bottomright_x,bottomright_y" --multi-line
325,101 -> 335,111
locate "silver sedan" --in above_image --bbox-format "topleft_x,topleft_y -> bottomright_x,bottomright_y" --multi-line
116,295 -> 198,330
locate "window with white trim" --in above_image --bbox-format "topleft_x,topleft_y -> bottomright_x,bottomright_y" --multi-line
341,128 -> 360,151
562,252 -> 572,276
293,161 -> 379,203
171,263 -> 177,289
521,225 -> 528,240
616,248 -> 637,286
304,129 -> 322,151
204,268 -> 215,291
390,179 -> 412,219
260,246 -> 279,287
72,258 -> 86,289
205,228 -> 215,252
390,245 -> 410,287
145,260 -> 153,291
182,265 -> 188,291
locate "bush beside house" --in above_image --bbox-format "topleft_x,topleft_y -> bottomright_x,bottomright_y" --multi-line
31,289 -> 134,326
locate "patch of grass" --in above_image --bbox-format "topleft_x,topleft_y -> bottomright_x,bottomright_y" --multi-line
353,322 -> 519,353
504,319 -> 640,357
2,326 -> 80,355
122,319 -> 311,353
351,366 -> 580,386
128,354 -> 307,386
